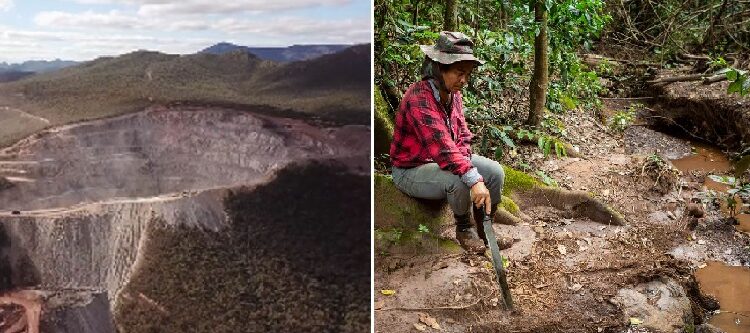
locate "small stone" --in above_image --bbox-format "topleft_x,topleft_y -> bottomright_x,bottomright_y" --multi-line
568,283 -> 583,291
557,245 -> 567,255
697,239 -> 706,245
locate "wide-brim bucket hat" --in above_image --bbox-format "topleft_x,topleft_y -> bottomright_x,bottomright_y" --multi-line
419,31 -> 485,66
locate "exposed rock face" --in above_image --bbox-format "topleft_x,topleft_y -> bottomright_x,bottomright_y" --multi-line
0,106 -> 368,212
0,107 -> 370,332
611,278 -> 693,333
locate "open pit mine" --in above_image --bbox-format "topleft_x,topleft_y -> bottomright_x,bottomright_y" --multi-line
0,105 -> 371,332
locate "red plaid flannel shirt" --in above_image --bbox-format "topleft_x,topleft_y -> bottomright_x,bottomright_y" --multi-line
390,80 -> 481,185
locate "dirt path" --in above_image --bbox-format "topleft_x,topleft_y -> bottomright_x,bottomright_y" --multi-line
0,291 -> 42,333
375,101 -> 750,332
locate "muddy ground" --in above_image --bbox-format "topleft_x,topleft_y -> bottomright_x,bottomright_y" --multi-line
375,90 -> 750,332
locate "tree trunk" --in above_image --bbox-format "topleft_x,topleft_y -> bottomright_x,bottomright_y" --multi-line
444,0 -> 458,31
526,0 -> 548,127
412,0 -> 420,25
499,0 -> 507,29
701,0 -> 729,50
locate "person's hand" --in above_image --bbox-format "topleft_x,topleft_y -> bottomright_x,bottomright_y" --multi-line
470,181 -> 491,215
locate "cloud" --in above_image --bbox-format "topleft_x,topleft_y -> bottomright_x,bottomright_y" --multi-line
0,26 -> 211,62
138,0 -> 350,16
35,10 -> 140,29
0,0 -> 13,11
33,9 -> 370,43
66,0 -> 350,15
215,17 -> 370,40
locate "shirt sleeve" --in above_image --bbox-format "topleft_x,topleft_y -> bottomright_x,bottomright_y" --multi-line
405,94 -> 483,188
455,93 -> 474,158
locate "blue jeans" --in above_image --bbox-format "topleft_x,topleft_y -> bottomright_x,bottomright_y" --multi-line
391,154 -> 505,216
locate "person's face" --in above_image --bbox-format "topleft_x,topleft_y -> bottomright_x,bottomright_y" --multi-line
441,61 -> 475,92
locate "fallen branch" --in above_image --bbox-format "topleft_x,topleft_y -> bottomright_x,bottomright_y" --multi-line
601,97 -> 655,101
702,73 -> 727,84
376,296 -> 484,311
647,74 -> 705,85
646,72 -> 728,86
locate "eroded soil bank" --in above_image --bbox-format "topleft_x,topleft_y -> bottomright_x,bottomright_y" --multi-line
0,106 -> 370,332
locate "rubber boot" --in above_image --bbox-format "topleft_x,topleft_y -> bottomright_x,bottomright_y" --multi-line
455,214 -> 486,253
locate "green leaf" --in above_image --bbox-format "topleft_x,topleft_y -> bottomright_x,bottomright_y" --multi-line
728,80 -> 743,94
726,69 -> 738,81
554,142 -> 564,157
708,175 -> 736,185
499,131 -> 516,148
538,136 -> 545,151
494,147 -> 503,160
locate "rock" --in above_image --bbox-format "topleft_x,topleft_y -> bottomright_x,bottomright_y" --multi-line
686,203 -> 705,218
611,278 -> 693,333
696,323 -> 725,333
374,87 -> 394,158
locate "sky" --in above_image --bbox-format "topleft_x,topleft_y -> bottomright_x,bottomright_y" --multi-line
0,0 -> 371,63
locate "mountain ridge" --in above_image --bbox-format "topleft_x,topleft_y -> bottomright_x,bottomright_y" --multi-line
0,44 -> 370,147
199,42 -> 350,62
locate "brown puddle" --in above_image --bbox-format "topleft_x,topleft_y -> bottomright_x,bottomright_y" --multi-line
670,143 -> 750,234
670,145 -> 731,174
735,215 -> 750,234
696,262 -> 750,333
706,178 -> 731,193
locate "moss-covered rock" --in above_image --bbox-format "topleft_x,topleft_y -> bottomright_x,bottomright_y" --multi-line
374,173 -> 453,231
502,165 -> 540,195
374,87 -> 394,158
500,195 -> 519,214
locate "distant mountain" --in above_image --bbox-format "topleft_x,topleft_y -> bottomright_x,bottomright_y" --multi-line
0,44 -> 371,127
0,59 -> 79,74
199,42 -> 350,62
262,44 -> 370,91
0,70 -> 35,83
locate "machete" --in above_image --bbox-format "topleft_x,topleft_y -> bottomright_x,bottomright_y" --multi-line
481,208 -> 514,310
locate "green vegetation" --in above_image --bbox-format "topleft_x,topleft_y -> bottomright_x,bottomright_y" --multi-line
606,0 -> 750,58
115,161 -> 370,332
0,46 -> 369,147
375,0 -> 607,166
502,165 -> 542,196
610,106 -> 637,132
726,68 -> 749,97
374,87 -> 394,157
